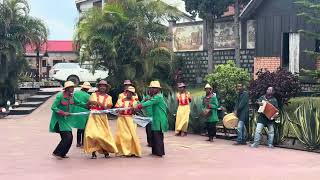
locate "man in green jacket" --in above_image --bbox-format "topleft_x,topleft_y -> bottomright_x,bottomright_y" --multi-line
202,84 -> 219,142
72,82 -> 92,147
137,81 -> 168,157
140,89 -> 153,147
49,81 -> 75,159
233,83 -> 249,145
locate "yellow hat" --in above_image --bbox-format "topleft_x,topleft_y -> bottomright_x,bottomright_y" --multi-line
64,81 -> 75,89
204,83 -> 212,89
149,81 -> 161,88
126,86 -> 136,93
81,82 -> 92,89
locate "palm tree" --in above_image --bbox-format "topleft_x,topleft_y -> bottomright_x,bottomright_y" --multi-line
75,0 -> 181,93
0,0 -> 48,106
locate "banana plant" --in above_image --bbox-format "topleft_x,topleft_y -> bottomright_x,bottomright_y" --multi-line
288,101 -> 320,150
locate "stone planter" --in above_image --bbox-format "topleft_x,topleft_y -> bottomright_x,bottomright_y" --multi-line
18,82 -> 41,89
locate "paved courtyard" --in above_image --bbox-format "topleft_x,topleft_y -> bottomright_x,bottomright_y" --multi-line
0,95 -> 320,180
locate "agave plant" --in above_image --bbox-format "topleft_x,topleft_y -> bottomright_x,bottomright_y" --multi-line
274,110 -> 290,145
165,93 -> 178,131
188,97 -> 207,134
289,101 -> 320,150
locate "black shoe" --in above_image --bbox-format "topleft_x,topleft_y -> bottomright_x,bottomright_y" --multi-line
91,152 -> 97,159
62,155 -> 69,158
52,153 -> 63,160
76,144 -> 81,147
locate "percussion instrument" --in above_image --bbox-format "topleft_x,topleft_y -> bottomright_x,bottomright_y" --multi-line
223,113 -> 239,129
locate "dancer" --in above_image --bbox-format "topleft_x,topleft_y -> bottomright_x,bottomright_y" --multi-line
175,83 -> 192,136
137,81 -> 168,157
141,89 -> 153,147
118,80 -> 139,101
84,80 -> 118,159
49,81 -> 75,159
115,86 -> 142,157
72,82 -> 92,147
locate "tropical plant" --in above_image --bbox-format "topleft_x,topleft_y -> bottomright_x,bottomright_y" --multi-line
0,0 -> 48,106
205,60 -> 250,111
75,0 -> 181,95
188,97 -> 207,134
249,69 -> 301,109
288,100 -> 320,150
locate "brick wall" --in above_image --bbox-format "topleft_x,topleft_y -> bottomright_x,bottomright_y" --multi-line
254,57 -> 281,79
316,58 -> 320,70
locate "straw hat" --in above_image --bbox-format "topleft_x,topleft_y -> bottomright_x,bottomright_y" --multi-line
204,83 -> 212,89
64,81 -> 75,89
81,82 -> 92,89
149,81 -> 161,88
97,80 -> 111,88
177,83 -> 186,88
126,86 -> 136,93
123,80 -> 133,85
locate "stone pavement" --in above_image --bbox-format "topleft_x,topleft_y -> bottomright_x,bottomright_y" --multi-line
0,96 -> 320,180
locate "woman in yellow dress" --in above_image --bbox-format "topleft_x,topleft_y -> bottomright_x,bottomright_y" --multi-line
84,80 -> 118,159
115,86 -> 142,157
175,83 -> 192,136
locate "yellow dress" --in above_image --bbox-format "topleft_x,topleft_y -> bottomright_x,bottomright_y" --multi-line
114,98 -> 142,157
84,92 -> 118,154
175,92 -> 192,133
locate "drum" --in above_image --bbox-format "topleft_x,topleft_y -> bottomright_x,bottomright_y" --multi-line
223,113 -> 239,129
258,100 -> 279,120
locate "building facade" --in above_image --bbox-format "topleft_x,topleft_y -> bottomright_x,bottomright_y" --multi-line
25,41 -> 78,79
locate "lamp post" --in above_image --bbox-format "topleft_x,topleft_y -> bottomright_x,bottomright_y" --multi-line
35,48 -> 49,82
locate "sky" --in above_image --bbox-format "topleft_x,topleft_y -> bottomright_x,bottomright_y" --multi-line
28,0 -> 79,40
27,0 -> 191,40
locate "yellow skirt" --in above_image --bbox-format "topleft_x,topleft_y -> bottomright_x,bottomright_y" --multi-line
175,105 -> 191,133
115,115 -> 142,157
84,114 -> 118,154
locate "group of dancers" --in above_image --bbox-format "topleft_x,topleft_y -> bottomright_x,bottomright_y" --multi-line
49,78 -> 280,160
50,79 -> 167,159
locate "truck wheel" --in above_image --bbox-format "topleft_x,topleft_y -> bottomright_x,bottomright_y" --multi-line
67,75 -> 80,86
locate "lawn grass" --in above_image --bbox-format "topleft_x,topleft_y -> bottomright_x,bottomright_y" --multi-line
189,87 -> 204,98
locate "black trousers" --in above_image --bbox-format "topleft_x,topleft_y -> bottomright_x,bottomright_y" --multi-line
151,130 -> 165,156
77,129 -> 84,145
146,123 -> 152,146
53,123 -> 73,157
206,122 -> 217,138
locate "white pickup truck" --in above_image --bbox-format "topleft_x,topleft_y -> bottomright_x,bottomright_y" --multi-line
49,63 -> 108,85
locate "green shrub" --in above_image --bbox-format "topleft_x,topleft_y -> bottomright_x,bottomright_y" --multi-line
206,60 -> 250,112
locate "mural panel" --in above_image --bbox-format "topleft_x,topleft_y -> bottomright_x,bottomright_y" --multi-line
173,24 -> 204,52
247,20 -> 256,49
214,21 -> 235,49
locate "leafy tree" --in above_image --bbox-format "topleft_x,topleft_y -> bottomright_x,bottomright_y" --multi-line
205,60 -> 250,111
295,0 -> 320,57
75,0 -> 181,95
0,0 -> 48,106
249,69 -> 301,109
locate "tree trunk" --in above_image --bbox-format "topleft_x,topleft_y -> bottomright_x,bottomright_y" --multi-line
206,17 -> 215,73
234,0 -> 241,68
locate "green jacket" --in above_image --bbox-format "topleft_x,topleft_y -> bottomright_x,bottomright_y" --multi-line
49,92 -> 76,132
141,95 -> 153,117
141,93 -> 168,132
68,90 -> 90,129
202,93 -> 219,123
234,91 -> 249,122
257,95 -> 279,125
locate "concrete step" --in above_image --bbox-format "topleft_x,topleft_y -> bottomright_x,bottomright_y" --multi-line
27,95 -> 52,102
36,91 -> 58,96
9,107 -> 36,115
18,101 -> 43,108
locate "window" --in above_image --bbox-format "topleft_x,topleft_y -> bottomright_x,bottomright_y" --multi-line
316,39 -> 320,53
42,60 -> 47,67
53,60 -> 62,66
93,1 -> 102,8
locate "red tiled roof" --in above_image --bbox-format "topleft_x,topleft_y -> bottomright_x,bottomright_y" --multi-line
25,40 -> 75,53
